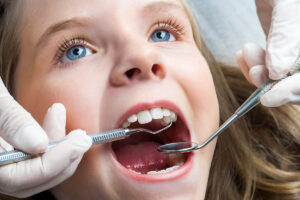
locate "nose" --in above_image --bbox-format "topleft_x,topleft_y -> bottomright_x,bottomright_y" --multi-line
110,40 -> 166,86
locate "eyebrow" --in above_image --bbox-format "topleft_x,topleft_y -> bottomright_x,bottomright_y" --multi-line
35,1 -> 183,50
36,18 -> 88,50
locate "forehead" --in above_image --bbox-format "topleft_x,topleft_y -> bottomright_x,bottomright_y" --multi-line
21,0 -> 185,45
23,0 -> 183,23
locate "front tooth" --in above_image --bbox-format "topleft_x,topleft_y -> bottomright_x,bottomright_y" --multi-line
122,121 -> 131,128
137,110 -> 152,124
170,111 -> 177,122
161,116 -> 171,126
150,107 -> 163,119
161,120 -> 167,126
162,108 -> 171,117
163,116 -> 171,123
127,114 -> 137,123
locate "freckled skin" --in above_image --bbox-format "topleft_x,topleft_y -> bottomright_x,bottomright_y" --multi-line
14,0 -> 219,199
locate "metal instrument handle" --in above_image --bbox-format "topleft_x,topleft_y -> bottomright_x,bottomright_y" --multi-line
195,54 -> 300,150
0,129 -> 130,166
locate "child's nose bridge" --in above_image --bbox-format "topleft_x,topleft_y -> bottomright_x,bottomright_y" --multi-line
124,38 -> 157,69
110,37 -> 166,86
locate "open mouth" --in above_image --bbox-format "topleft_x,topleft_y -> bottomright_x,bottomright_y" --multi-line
112,106 -> 191,175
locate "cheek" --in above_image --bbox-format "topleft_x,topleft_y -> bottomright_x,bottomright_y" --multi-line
17,68 -> 107,134
169,50 -> 219,134
46,81 -> 100,133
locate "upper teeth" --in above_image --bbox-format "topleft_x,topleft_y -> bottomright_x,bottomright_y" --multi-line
122,107 -> 178,128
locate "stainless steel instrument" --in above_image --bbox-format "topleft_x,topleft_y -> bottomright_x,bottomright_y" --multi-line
158,55 -> 300,154
0,122 -> 172,165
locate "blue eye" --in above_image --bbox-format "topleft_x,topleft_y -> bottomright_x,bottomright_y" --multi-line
151,30 -> 175,42
61,45 -> 93,63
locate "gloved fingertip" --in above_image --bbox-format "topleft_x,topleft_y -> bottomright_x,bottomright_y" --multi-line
260,91 -> 286,107
243,43 -> 265,66
47,103 -> 66,123
43,103 -> 67,142
266,52 -> 294,80
235,49 -> 243,59
249,65 -> 268,87
51,103 -> 66,126
268,66 -> 288,80
243,43 -> 259,52
67,129 -> 86,137
67,130 -> 92,152
19,126 -> 49,154
55,102 -> 66,111
64,130 -> 92,162
48,103 -> 65,113
260,95 -> 275,107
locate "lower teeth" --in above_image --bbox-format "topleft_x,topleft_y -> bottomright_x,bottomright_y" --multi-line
128,163 -> 184,175
129,169 -> 142,175
146,163 -> 183,175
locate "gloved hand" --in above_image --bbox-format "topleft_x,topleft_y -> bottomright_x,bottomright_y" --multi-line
256,0 -> 300,80
0,78 -> 92,198
236,43 -> 300,107
236,0 -> 300,107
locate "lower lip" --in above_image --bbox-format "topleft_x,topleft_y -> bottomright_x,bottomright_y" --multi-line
109,145 -> 194,182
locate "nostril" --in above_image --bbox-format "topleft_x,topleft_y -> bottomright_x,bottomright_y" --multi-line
124,64 -> 165,81
125,68 -> 141,79
152,64 -> 165,79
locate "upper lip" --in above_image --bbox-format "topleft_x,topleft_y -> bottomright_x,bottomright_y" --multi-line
114,100 -> 188,130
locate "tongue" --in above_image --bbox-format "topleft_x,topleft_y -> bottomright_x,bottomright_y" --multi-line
114,141 -> 169,174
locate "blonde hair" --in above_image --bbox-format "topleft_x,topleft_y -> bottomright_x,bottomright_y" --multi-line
0,0 -> 22,95
179,1 -> 300,199
1,0 -> 300,199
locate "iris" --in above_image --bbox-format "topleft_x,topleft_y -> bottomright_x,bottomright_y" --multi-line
66,45 -> 87,61
151,30 -> 171,42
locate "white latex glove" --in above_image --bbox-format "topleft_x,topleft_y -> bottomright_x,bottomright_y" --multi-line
236,0 -> 300,107
255,0 -> 300,80
0,78 -> 92,198
236,43 -> 300,107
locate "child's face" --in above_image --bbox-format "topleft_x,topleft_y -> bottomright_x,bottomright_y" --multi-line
15,0 -> 219,199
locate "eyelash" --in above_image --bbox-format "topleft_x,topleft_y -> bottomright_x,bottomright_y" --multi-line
54,37 -> 88,64
152,18 -> 185,39
53,17 -> 185,65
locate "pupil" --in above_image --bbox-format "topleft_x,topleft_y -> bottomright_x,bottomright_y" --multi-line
73,48 -> 80,56
157,32 -> 163,39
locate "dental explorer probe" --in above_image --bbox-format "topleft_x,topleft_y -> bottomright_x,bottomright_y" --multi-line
0,122 -> 172,166
158,53 -> 300,154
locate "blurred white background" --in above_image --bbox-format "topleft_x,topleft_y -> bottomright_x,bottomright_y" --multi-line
187,0 -> 266,65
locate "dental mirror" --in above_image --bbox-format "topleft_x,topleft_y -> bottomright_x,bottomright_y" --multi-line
157,142 -> 198,153
158,52 -> 300,154
158,98 -> 245,154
